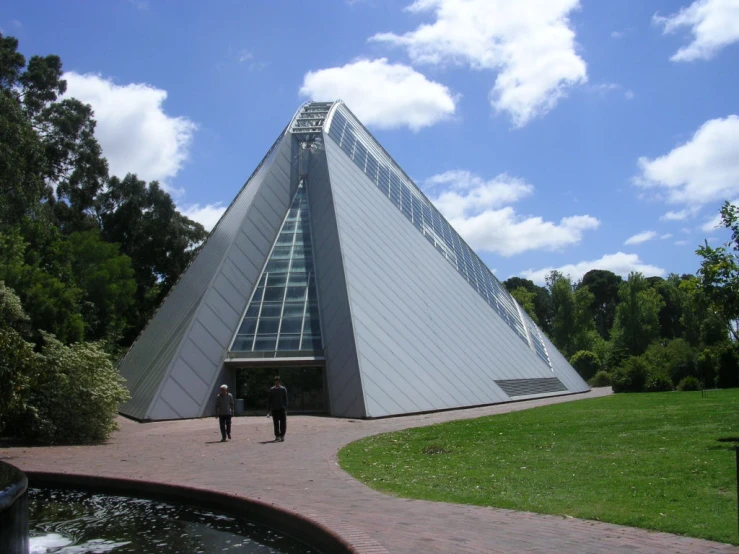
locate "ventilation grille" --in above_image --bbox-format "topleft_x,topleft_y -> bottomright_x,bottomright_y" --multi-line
495,378 -> 568,397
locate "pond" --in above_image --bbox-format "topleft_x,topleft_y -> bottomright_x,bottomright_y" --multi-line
29,487 -> 319,554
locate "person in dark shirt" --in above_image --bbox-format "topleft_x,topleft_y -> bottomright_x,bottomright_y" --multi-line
267,376 -> 288,442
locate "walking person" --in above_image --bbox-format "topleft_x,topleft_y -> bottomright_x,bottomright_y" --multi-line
267,376 -> 288,442
215,384 -> 235,442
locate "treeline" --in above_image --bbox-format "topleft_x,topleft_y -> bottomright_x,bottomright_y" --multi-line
0,34 -> 206,442
503,207 -> 739,393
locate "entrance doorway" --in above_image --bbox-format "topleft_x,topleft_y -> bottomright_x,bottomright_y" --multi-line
235,366 -> 325,414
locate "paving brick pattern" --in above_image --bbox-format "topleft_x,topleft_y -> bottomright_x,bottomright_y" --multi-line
2,388 -> 738,553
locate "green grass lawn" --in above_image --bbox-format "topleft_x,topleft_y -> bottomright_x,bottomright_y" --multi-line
339,390 -> 739,545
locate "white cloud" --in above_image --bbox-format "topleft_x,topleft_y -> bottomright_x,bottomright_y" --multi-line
424,170 -> 533,219
701,212 -> 722,232
592,82 -> 634,101
180,203 -> 226,231
425,170 -> 599,256
654,0 -> 739,62
624,230 -> 657,245
661,233 -> 673,239
635,115 -> 739,206
299,58 -> 456,131
611,30 -> 624,39
371,0 -> 587,127
520,252 -> 665,284
660,209 -> 694,221
675,240 -> 690,246
63,72 -> 197,188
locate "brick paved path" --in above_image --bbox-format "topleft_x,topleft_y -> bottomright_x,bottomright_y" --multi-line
2,388 -> 738,553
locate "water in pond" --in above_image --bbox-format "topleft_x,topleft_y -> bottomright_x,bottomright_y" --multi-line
28,488 -> 319,554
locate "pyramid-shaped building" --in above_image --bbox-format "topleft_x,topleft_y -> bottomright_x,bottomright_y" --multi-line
118,101 -> 589,420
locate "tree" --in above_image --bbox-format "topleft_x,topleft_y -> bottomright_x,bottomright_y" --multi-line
510,286 -> 538,324
0,32 -> 108,232
0,227 -> 85,344
696,201 -> 739,343
610,272 -> 665,357
547,272 -> 597,358
504,277 -> 553,334
98,174 -> 207,341
646,276 -> 680,339
67,230 -> 136,341
578,269 -> 622,340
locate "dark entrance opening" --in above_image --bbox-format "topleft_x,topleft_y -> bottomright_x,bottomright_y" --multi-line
235,366 -> 325,414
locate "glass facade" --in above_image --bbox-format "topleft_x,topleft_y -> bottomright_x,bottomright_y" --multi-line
230,181 -> 323,355
327,104 -> 552,368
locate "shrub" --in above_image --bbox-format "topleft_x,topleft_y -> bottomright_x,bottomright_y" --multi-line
611,357 -> 649,393
24,334 -> 130,444
589,371 -> 611,387
570,350 -> 601,381
716,346 -> 739,389
643,339 -> 697,387
645,372 -> 673,392
0,327 -> 37,436
677,376 -> 702,391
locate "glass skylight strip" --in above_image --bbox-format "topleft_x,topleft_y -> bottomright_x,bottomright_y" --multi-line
327,105 -> 551,367
229,181 -> 323,355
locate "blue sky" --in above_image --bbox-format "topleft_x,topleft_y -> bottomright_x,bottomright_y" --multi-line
4,0 -> 739,284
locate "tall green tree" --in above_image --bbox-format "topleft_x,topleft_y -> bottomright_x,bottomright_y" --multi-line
649,275 -> 687,340
547,272 -> 597,358
0,32 -> 108,232
98,174 -> 207,340
67,230 -> 136,341
510,286 -> 538,324
696,201 -> 739,343
610,272 -> 665,357
503,276 -> 552,334
577,269 -> 622,340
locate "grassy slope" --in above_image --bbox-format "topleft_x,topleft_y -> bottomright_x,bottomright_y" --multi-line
339,390 -> 739,545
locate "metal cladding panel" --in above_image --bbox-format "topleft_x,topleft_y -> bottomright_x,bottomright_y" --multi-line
306,147 -> 366,418
118,133 -> 297,420
323,138 -> 584,417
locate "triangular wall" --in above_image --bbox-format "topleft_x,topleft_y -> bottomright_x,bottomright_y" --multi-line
318,103 -> 588,417
119,131 -> 299,419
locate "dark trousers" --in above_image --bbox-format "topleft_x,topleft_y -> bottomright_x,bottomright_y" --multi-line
219,415 -> 232,439
271,409 -> 286,438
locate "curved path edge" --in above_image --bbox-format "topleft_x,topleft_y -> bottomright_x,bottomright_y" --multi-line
25,471 -> 388,554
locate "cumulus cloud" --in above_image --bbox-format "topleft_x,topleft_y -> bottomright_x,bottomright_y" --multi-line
63,72 -> 197,188
178,203 -> 226,231
424,170 -> 533,219
520,252 -> 665,284
660,209 -> 694,221
701,212 -> 723,232
635,115 -> 739,206
624,230 -> 658,245
654,0 -> 739,61
371,0 -> 587,127
299,58 -> 456,131
425,170 -> 599,256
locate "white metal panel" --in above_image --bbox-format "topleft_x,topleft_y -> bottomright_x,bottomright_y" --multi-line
323,137 -> 586,417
